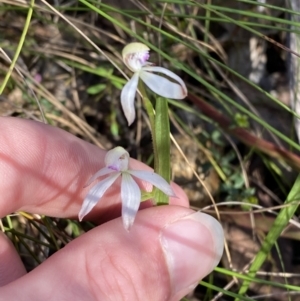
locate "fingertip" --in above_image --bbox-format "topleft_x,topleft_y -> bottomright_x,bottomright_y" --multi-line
160,211 -> 224,300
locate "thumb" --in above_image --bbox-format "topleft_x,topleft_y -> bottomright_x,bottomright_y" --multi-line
0,206 -> 223,301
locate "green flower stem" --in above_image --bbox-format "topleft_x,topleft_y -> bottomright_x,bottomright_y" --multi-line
138,83 -> 170,205
138,82 -> 158,170
154,97 -> 171,205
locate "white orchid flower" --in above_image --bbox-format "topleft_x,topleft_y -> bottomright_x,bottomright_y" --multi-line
79,146 -> 176,230
121,42 -> 188,125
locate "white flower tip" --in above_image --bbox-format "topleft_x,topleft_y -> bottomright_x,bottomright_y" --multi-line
174,85 -> 187,100
171,79 -> 187,100
123,220 -> 132,232
159,182 -> 178,200
166,186 -> 177,198
181,84 -> 188,99
125,111 -> 135,126
171,191 -> 178,198
122,212 -> 135,232
122,213 -> 136,231
78,209 -> 85,222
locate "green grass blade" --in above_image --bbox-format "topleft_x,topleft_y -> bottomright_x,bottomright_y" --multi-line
237,174 -> 300,298
0,0 -> 34,94
80,1 -> 300,151
200,281 -> 255,301
215,267 -> 300,291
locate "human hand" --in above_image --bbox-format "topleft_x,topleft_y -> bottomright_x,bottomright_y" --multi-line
0,117 -> 224,301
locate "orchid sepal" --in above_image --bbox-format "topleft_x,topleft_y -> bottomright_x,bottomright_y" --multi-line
140,69 -> 187,99
121,73 -> 139,126
79,172 -> 120,221
79,146 -> 175,230
120,42 -> 187,125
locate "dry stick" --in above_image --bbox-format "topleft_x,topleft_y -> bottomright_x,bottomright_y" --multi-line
9,69 -> 107,148
38,0 -> 144,117
170,134 -> 233,271
209,60 -> 284,149
249,176 -> 282,205
169,109 -> 227,181
169,112 -> 234,268
3,0 -> 126,44
39,0 -> 128,80
131,0 -> 284,148
212,260 -> 254,301
0,49 -> 46,123
207,203 -> 300,300
130,0 -> 220,54
188,92 -> 300,170
222,131 -> 256,241
170,134 -> 219,215
200,202 -> 300,229
157,2 -> 167,66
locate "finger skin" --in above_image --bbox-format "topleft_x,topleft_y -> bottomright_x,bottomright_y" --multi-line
0,117 -> 188,288
0,117 -> 188,220
0,233 -> 26,286
0,206 -> 220,301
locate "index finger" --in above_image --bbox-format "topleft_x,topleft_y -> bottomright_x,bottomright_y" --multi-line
0,117 -> 188,220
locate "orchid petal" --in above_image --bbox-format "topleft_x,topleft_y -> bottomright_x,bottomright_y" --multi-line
105,146 -> 130,172
121,173 -> 141,231
85,167 -> 115,187
140,66 -> 187,99
78,172 -> 120,221
121,72 -> 139,125
129,170 -> 176,197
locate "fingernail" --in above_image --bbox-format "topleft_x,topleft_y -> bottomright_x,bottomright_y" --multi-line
160,212 -> 224,299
